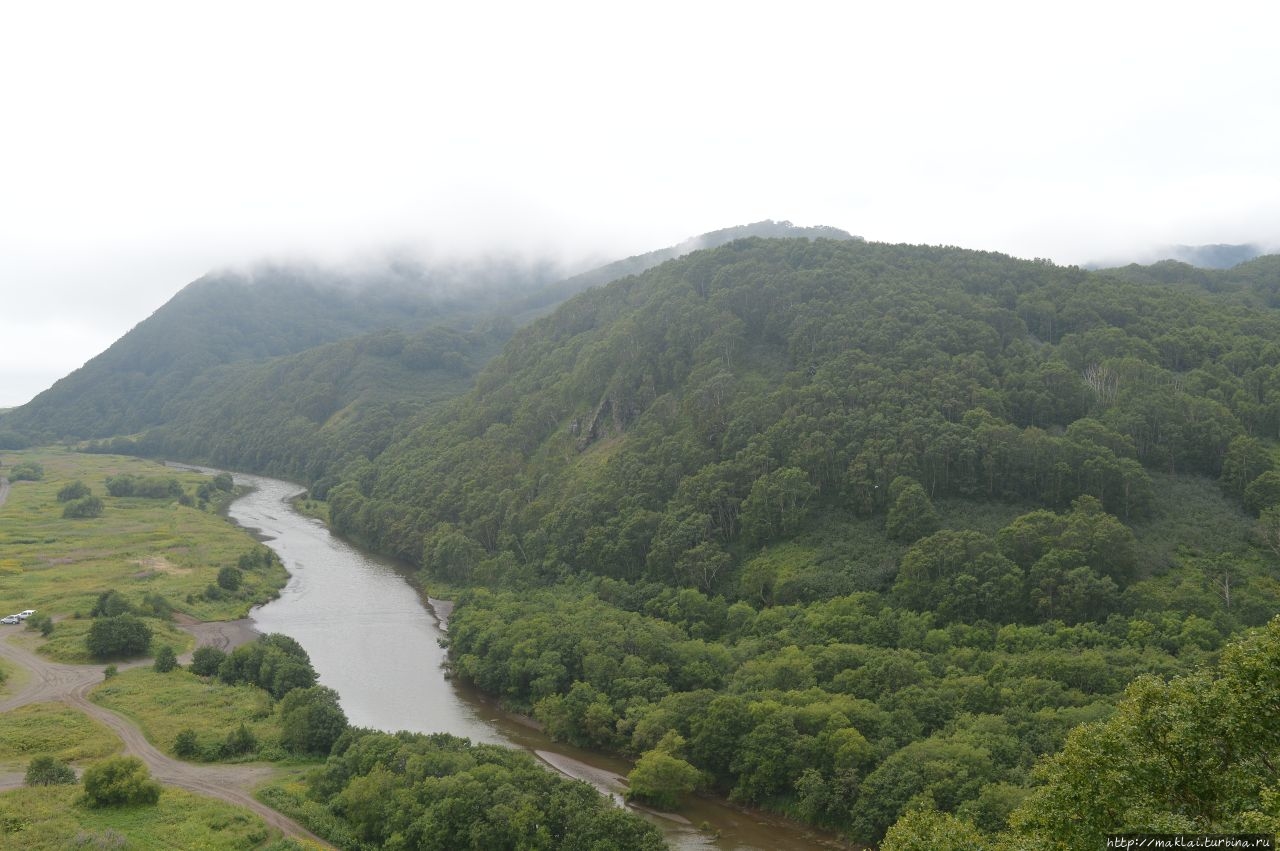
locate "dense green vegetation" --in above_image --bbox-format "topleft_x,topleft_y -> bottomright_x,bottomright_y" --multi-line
315,238 -> 1280,843
259,729 -> 666,850
10,233 -> 1280,846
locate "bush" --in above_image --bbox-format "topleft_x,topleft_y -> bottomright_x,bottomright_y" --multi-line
57,480 -> 91,502
217,566 -> 243,592
9,462 -> 43,481
26,612 -> 54,637
140,592 -> 173,619
63,496 -> 104,519
221,724 -> 258,757
25,755 -> 77,786
153,644 -> 177,673
91,590 -> 133,618
86,614 -> 152,660
190,645 -> 227,676
173,729 -> 200,759
81,756 -> 161,807
103,665 -> 118,679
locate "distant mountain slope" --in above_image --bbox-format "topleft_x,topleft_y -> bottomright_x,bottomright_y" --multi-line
0,221 -> 853,478
1098,252 -> 1280,302
87,323 -> 506,485
0,257 -> 564,443
1090,242 -> 1268,270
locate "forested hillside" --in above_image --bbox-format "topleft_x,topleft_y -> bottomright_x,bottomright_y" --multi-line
1,222 -> 853,490
0,257 -> 560,444
83,323 -> 507,487
322,237 -> 1280,844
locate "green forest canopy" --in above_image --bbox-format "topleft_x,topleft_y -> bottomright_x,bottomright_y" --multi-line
323,238 -> 1280,843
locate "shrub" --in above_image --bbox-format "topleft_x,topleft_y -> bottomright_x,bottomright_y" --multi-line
26,612 -> 54,637
217,566 -> 243,592
81,756 -> 161,807
25,755 -> 76,786
221,723 -> 258,757
173,729 -> 200,759
153,644 -> 177,673
57,480 -> 91,502
91,590 -> 133,618
63,496 -> 104,519
9,462 -> 43,481
140,592 -> 173,619
190,645 -> 227,676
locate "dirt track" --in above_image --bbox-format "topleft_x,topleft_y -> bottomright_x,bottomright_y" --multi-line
0,623 -> 332,848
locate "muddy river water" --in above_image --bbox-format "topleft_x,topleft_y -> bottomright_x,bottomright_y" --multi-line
224,471 -> 842,850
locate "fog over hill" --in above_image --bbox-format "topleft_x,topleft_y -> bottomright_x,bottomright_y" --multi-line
0,221 -> 854,451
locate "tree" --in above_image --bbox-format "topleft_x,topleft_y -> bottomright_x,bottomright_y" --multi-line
886,478 -> 941,543
627,747 -> 703,809
81,756 -> 161,807
279,685 -> 348,755
1258,506 -> 1280,560
740,467 -> 816,545
86,614 -> 152,660
25,755 -> 76,786
1220,435 -> 1273,503
153,644 -> 177,673
1244,470 -> 1280,515
218,633 -> 317,698
882,807 -> 992,851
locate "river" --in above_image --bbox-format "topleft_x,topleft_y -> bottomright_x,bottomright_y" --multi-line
223,471 -> 843,850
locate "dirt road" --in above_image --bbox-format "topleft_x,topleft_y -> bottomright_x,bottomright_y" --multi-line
0,624 -> 332,848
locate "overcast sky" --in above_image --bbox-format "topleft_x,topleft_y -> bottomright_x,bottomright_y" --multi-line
3,1 -> 1279,408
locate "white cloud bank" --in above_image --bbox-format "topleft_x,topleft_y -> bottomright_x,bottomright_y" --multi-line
2,1 -> 1278,405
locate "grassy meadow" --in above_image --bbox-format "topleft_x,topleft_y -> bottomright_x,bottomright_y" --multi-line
92,668 -> 285,760
0,784 -> 311,850
0,702 -> 120,771
0,448 -> 287,661
0,449 -> 314,846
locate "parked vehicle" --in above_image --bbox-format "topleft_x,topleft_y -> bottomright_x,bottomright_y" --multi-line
17,610 -> 35,619
1,615 -> 20,625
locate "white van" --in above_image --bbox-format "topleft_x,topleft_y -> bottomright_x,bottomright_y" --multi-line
16,610 -> 35,620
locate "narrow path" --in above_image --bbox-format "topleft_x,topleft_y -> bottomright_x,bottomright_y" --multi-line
0,476 -> 10,510
0,626 -> 332,848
